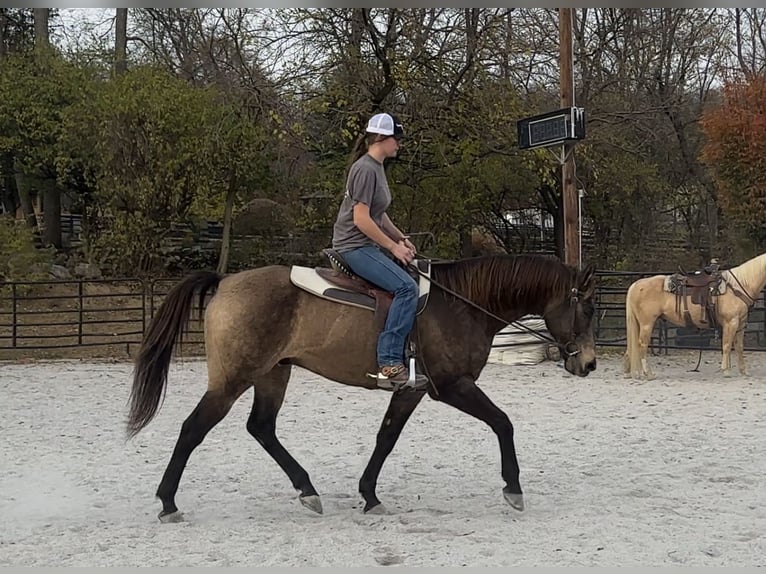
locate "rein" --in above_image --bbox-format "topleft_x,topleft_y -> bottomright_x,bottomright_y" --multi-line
406,261 -> 582,358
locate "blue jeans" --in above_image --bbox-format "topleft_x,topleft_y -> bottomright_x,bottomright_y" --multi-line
341,245 -> 418,367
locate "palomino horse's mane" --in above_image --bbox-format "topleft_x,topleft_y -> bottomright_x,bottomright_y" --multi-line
724,252 -> 766,296
431,254 -> 575,311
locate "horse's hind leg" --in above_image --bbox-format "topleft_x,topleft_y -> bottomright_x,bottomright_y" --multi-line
436,377 -> 524,512
638,323 -> 656,380
246,364 -> 321,514
359,389 -> 426,514
155,389 -> 241,522
735,326 -> 747,375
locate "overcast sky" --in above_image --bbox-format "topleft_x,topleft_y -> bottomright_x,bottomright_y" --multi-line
53,8 -> 115,50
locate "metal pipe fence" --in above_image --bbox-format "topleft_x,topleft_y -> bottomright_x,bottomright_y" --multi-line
0,278 -> 204,356
2,271 -> 766,356
592,270 -> 766,353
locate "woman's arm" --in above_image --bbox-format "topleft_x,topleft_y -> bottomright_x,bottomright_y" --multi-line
353,203 -> 398,251
353,204 -> 414,264
382,213 -> 417,254
381,213 -> 406,242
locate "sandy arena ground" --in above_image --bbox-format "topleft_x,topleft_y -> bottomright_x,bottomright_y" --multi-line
0,352 -> 764,566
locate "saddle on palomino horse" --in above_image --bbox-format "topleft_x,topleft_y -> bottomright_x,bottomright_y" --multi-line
289,248 -> 432,333
664,259 -> 726,327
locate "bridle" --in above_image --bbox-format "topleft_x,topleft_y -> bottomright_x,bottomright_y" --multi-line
407,263 -> 587,361
560,287 -> 584,359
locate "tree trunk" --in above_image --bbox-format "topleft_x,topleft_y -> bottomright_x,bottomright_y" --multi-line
14,158 -> 37,229
502,9 -> 512,80
1,154 -> 19,216
42,178 -> 61,248
32,9 -> 61,247
0,183 -> 16,216
0,9 -> 7,59
33,8 -> 48,50
216,175 -> 238,274
115,8 -> 128,75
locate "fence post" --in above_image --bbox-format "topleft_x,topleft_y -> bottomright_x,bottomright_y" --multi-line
11,282 -> 17,348
77,280 -> 84,345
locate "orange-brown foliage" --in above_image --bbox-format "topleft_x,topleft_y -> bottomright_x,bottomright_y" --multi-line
701,75 -> 766,229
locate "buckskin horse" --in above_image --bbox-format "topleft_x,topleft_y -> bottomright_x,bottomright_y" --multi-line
127,252 -> 598,522
623,252 -> 766,380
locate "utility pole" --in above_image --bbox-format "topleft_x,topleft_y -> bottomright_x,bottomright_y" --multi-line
559,7 -> 579,268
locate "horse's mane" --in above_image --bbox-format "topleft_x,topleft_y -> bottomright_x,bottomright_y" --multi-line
726,252 -> 766,292
431,254 -> 574,312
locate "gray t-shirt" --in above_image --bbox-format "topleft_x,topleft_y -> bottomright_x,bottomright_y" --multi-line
332,153 -> 392,252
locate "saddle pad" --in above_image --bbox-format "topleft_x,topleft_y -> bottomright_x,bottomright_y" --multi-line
290,265 -> 431,313
290,265 -> 375,311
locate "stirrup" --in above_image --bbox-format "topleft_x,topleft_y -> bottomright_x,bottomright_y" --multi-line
376,373 -> 429,392
366,357 -> 429,392
404,355 -> 429,390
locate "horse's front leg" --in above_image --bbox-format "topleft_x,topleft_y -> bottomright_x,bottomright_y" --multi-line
720,321 -> 736,376
359,389 -> 426,513
437,376 -> 523,512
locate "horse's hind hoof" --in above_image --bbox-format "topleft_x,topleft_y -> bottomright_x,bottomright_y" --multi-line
299,494 -> 323,514
364,503 -> 388,515
503,490 -> 525,512
158,510 -> 184,523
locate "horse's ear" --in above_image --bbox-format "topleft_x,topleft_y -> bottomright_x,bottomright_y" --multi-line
578,263 -> 597,299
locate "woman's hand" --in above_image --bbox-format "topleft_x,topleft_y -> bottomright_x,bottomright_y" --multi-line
391,242 -> 415,265
400,237 -> 417,255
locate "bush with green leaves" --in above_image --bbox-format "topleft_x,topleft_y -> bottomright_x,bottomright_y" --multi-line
0,218 -> 55,281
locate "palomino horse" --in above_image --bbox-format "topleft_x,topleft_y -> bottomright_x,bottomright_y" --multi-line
127,254 -> 598,522
623,253 -> 766,379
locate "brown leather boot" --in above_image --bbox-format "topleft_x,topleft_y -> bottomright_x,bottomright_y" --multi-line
376,363 -> 429,391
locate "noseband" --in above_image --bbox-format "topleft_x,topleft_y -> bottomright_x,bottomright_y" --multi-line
557,287 -> 583,360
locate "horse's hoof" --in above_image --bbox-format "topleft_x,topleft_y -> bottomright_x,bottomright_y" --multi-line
299,494 -> 323,514
158,510 -> 184,523
503,491 -> 525,512
364,503 -> 388,515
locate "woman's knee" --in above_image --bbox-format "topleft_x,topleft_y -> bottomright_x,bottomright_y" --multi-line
395,276 -> 418,298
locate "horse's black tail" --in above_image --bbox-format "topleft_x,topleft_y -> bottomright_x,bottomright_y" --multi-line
127,271 -> 221,438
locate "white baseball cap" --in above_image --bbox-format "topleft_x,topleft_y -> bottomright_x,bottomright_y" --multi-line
365,113 -> 404,138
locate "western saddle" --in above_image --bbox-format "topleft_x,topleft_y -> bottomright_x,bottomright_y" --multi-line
315,248 -> 429,332
668,259 -> 723,327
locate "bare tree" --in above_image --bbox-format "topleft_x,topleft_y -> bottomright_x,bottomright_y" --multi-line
33,8 -> 47,50
733,8 -> 766,78
32,8 -> 62,247
0,9 -> 7,60
115,8 -> 128,75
